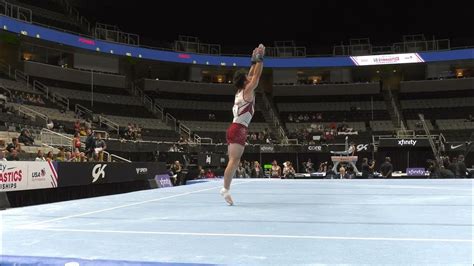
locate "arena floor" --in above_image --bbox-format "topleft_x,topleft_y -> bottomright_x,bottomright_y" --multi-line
1,179 -> 473,265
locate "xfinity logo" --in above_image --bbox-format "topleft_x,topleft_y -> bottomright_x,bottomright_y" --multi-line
136,168 -> 148,175
406,168 -> 425,176
260,145 -> 274,153
398,139 -> 417,146
357,144 -> 369,152
307,146 -> 322,151
92,164 -> 107,183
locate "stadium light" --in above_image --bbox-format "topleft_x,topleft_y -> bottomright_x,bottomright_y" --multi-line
96,47 -> 100,51
206,61 -> 209,65
138,54 -> 142,58
192,60 -> 197,64
20,30 -> 27,36
126,52 -> 132,56
3,25 -> 7,30
110,50 -> 114,54
36,34 -> 40,39
232,63 -> 236,66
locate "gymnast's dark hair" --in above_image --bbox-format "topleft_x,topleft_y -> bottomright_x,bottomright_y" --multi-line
233,69 -> 247,90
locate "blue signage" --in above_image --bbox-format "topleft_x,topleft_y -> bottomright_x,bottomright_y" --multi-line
1,15 -> 473,68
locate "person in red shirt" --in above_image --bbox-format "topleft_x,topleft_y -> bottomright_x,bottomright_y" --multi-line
205,168 -> 215,178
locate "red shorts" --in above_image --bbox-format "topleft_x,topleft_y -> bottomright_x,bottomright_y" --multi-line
226,123 -> 248,146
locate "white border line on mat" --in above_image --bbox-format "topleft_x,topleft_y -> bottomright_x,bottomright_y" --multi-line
18,180 -> 255,228
354,184 -> 472,191
17,227 -> 473,243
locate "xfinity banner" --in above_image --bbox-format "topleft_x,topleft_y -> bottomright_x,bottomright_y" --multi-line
57,162 -> 166,187
350,53 -> 424,66
378,138 -> 431,148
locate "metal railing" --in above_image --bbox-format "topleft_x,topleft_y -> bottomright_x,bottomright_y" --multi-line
0,85 -> 12,99
0,60 -> 12,78
334,39 -> 452,56
166,113 -> 177,131
261,92 -> 288,141
178,123 -> 190,138
103,151 -> 131,163
387,89 -> 406,132
418,113 -> 440,163
51,92 -> 69,110
0,0 -> 32,23
95,23 -> 139,46
174,36 -> 220,55
131,83 -> 208,143
14,69 -> 29,89
33,80 -> 70,110
40,128 -> 76,149
393,39 -> 450,53
61,0 -> 90,33
132,85 -> 164,121
265,46 -> 307,57
75,104 -> 93,118
15,105 -> 48,125
33,80 -> 48,97
98,115 -> 119,135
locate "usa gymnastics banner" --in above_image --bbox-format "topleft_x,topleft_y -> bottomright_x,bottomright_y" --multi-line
0,161 -> 58,192
350,53 -> 424,66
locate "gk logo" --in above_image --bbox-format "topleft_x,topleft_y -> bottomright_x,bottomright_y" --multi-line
92,164 -> 107,183
357,144 -> 369,152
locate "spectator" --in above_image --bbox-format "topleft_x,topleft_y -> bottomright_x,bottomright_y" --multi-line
170,161 -> 183,185
6,149 -> 19,161
65,151 -> 72,162
72,132 -> 82,151
168,144 -> 179,152
74,120 -> 81,133
197,166 -> 206,179
244,160 -> 252,177
94,132 -> 107,162
304,158 -> 314,173
18,129 -> 34,146
56,150 -> 65,162
45,151 -> 54,162
467,114 -> 473,122
380,157 -> 393,178
79,152 -> 88,162
361,158 -> 375,179
71,148 -> 81,162
0,150 -> 6,161
85,128 -> 95,159
337,166 -> 349,179
35,150 -> 46,161
251,161 -> 263,178
282,161 -> 295,179
319,161 -> 328,172
457,155 -> 467,178
205,168 -> 215,178
46,119 -> 54,130
6,138 -> 21,153
36,95 -> 44,105
270,160 -> 281,178
235,162 -> 247,178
